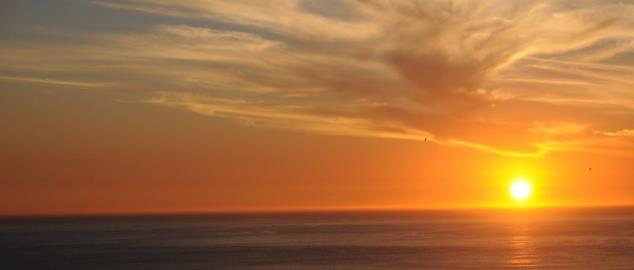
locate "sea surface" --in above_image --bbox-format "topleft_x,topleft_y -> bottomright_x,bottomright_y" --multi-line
1,207 -> 634,269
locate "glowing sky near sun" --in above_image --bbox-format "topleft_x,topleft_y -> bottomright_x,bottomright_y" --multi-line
1,0 -> 634,215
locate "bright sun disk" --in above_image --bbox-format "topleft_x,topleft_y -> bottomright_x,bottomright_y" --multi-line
510,178 -> 532,201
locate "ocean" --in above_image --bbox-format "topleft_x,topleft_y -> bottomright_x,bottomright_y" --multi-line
1,207 -> 633,269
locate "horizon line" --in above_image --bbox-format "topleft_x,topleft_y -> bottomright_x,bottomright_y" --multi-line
2,203 -> 634,220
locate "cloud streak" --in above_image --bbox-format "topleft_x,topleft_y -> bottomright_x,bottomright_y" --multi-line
0,76 -> 114,89
2,0 -> 634,157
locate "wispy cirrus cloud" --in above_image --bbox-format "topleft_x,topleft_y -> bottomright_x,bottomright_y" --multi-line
0,76 -> 114,89
93,0 -> 377,41
600,129 -> 634,137
3,0 -> 634,157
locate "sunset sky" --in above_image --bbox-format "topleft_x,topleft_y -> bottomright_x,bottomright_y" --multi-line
1,0 -> 634,215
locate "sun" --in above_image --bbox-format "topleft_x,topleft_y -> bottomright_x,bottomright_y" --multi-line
509,178 -> 532,201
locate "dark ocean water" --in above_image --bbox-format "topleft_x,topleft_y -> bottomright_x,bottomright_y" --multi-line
1,207 -> 634,269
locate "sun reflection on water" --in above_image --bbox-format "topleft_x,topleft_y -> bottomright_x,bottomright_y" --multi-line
509,221 -> 537,268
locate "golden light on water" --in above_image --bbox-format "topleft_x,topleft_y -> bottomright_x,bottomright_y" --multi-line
510,178 -> 532,201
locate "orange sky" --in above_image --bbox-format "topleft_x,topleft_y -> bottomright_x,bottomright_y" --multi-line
1,0 -> 634,215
